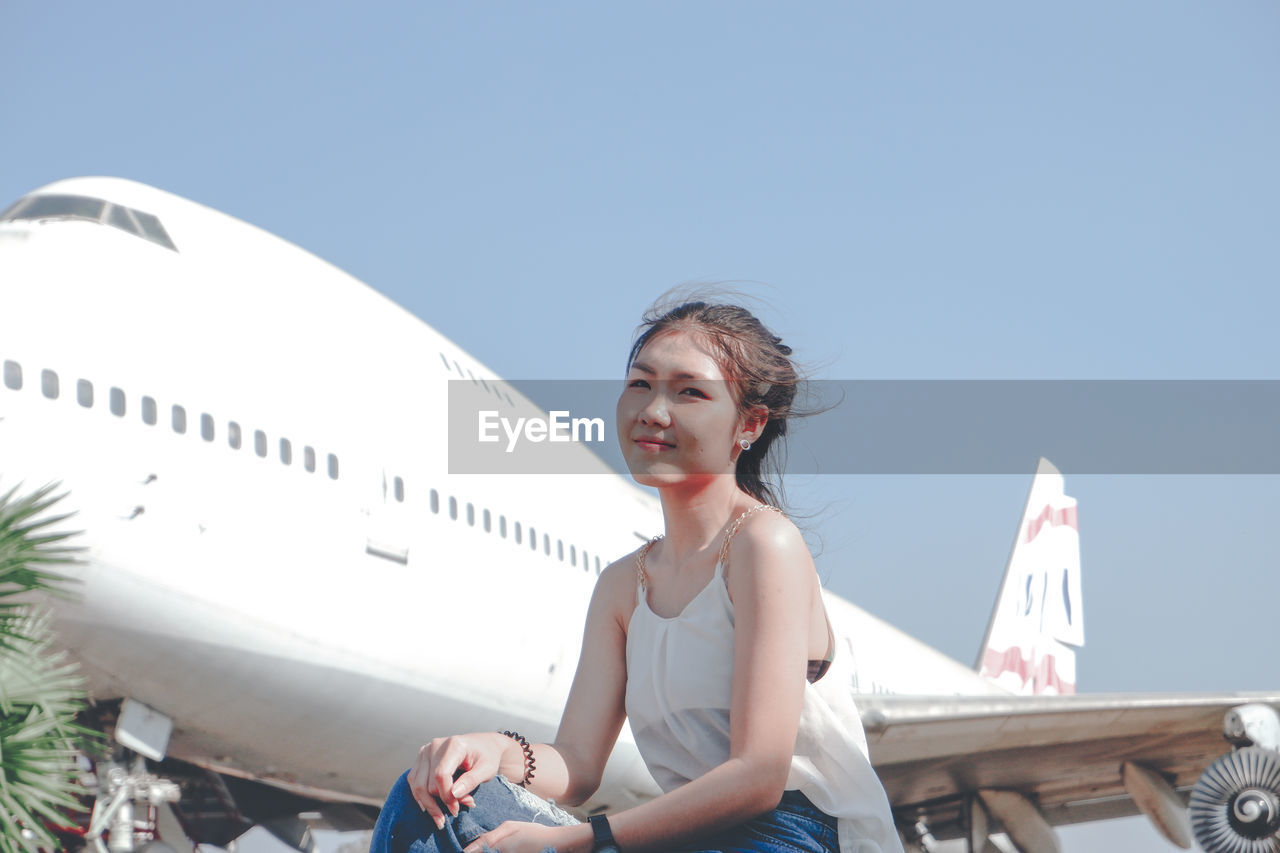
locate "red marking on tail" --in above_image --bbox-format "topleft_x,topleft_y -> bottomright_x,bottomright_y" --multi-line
981,646 -> 1076,694
1025,504 -> 1079,544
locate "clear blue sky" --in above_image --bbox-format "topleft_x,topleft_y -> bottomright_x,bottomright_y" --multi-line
5,3 -> 1278,851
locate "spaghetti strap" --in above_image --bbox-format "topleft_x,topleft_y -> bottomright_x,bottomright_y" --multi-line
637,506 -> 781,595
636,537 -> 660,592
716,503 -> 782,569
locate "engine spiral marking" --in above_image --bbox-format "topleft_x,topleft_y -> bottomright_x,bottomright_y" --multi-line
1190,747 -> 1280,853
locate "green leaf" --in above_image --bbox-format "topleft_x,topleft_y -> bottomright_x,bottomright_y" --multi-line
0,482 -> 92,850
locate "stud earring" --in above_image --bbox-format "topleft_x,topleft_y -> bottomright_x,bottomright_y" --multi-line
739,438 -> 751,451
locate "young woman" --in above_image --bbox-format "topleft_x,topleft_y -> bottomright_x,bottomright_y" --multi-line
372,300 -> 903,853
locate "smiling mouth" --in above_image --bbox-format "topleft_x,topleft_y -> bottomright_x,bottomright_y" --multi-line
634,437 -> 675,450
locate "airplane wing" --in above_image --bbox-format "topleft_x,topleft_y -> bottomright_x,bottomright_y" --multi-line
859,692 -> 1280,844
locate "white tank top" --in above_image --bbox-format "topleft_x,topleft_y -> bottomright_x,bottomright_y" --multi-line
623,515 -> 905,853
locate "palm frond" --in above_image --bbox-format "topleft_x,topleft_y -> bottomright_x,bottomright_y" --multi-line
0,483 -> 94,852
0,613 -> 94,852
0,481 -> 83,594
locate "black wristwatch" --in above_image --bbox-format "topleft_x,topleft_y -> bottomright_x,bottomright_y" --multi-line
588,814 -> 619,853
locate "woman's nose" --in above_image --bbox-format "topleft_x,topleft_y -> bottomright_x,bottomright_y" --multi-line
638,396 -> 669,426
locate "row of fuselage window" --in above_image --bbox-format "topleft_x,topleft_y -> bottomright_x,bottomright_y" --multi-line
433,353 -> 603,572
2,358 -> 602,574
1,359 -> 341,479
427,487 -> 604,575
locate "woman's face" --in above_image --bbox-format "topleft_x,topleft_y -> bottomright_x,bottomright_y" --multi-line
617,330 -> 747,490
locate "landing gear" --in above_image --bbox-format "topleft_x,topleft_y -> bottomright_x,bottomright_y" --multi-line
61,698 -> 370,852
903,816 -> 938,852
84,756 -> 181,853
1190,704 -> 1280,853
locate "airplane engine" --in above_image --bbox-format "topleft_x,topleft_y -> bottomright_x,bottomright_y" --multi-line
1190,703 -> 1280,853
1189,746 -> 1280,853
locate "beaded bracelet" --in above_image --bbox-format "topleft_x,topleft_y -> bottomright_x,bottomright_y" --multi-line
500,730 -> 537,787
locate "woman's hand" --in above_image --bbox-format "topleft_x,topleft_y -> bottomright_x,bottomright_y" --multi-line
463,821 -> 587,853
407,732 -> 521,827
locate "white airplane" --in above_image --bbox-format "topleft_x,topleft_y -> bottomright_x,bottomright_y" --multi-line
2,177 -> 1278,853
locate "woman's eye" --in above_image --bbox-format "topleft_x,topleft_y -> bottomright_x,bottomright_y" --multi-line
628,379 -> 650,389
680,387 -> 708,398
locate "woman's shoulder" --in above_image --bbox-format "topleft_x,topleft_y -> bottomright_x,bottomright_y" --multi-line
723,506 -> 814,582
729,504 -> 804,552
598,547 -> 642,584
591,546 -> 647,616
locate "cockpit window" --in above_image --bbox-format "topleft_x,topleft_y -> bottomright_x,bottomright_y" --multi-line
0,193 -> 177,252
130,209 -> 175,248
18,195 -> 106,221
106,203 -> 138,232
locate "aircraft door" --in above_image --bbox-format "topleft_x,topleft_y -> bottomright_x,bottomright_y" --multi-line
365,468 -> 411,564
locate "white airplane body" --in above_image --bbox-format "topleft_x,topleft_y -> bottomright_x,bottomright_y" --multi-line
2,178 -> 1277,853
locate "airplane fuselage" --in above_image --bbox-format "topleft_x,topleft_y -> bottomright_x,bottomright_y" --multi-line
0,178 -> 1005,813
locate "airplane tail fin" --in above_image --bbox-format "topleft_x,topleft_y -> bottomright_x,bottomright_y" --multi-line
976,458 -> 1083,695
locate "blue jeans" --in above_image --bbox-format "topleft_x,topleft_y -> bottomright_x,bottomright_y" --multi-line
371,771 -> 578,853
669,790 -> 839,853
371,771 -> 839,853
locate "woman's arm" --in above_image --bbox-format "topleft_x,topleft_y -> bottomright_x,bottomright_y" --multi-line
468,515 -> 818,853
545,555 -> 634,799
411,556 -> 636,823
528,557 -> 634,805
